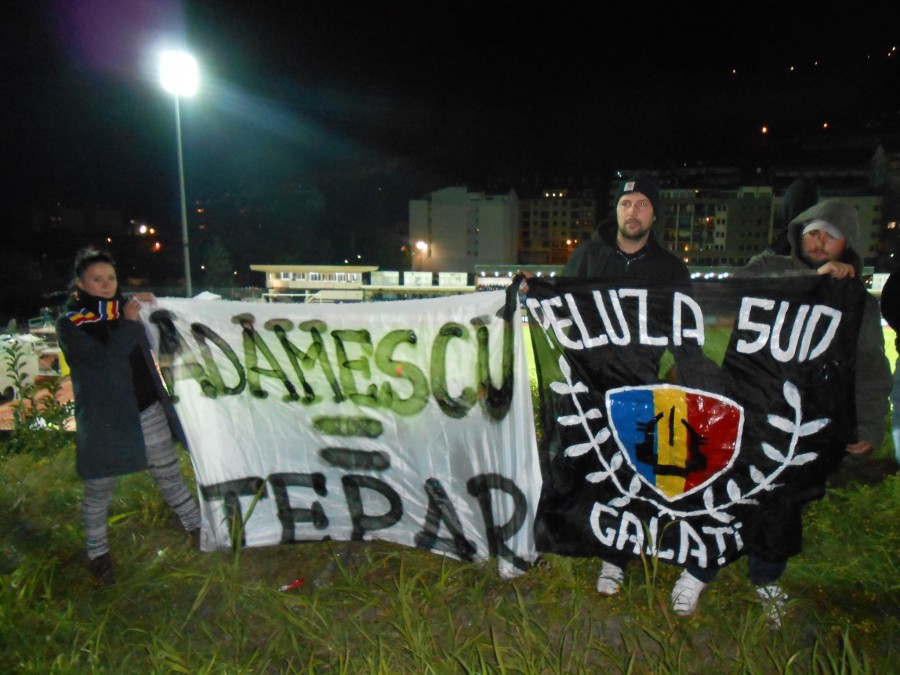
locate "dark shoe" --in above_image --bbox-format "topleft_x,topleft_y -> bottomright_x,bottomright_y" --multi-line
89,553 -> 115,586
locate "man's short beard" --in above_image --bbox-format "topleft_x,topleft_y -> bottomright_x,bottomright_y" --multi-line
619,225 -> 648,241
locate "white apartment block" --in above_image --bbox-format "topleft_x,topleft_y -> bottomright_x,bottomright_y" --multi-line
408,187 -> 518,272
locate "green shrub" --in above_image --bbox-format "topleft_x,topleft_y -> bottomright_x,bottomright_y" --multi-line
2,340 -> 73,456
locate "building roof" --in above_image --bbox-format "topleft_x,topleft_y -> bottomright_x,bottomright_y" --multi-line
250,264 -> 379,273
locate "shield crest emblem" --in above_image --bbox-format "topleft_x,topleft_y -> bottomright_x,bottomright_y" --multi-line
606,385 -> 743,501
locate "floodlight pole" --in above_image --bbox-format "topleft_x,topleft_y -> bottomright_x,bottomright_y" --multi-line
160,49 -> 198,298
173,95 -> 192,297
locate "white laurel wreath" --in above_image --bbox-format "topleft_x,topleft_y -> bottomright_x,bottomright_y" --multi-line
551,355 -> 827,524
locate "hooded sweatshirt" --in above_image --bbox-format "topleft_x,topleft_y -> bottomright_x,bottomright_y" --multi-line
739,199 -> 891,447
787,199 -> 865,272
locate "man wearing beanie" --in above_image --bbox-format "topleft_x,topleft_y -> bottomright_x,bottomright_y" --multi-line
678,199 -> 892,626
563,176 -> 688,283
561,176 -> 717,610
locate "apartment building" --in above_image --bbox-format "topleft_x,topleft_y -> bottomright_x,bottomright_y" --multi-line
518,189 -> 598,265
658,186 -> 775,267
408,187 -> 518,273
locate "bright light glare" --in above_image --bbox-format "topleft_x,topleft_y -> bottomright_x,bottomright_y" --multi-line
415,240 -> 428,251
160,51 -> 199,97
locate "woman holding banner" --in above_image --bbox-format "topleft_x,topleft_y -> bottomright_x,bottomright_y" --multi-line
57,248 -> 202,585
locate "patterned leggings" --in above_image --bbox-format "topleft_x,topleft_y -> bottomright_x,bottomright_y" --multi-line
82,401 -> 202,560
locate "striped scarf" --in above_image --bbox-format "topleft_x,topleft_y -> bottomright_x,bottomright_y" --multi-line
65,298 -> 121,325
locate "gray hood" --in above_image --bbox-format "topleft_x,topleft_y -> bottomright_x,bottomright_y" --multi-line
787,199 -> 863,272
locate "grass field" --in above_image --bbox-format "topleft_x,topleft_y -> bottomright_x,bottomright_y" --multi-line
1,439 -> 896,673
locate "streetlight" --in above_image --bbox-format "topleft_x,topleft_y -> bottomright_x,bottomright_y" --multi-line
159,50 -> 198,297
414,240 -> 428,272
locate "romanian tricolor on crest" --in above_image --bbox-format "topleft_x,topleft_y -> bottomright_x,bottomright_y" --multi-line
607,385 -> 742,499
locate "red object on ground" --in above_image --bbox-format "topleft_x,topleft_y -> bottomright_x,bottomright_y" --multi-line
279,578 -> 304,592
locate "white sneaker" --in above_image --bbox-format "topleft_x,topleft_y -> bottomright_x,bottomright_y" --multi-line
755,584 -> 788,627
596,561 -> 624,595
671,569 -> 708,616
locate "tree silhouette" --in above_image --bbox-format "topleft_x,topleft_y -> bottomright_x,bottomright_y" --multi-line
205,237 -> 235,289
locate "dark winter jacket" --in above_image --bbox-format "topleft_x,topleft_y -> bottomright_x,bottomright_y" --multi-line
740,199 -> 891,447
557,217 -> 723,392
57,293 -> 187,480
562,219 -> 690,284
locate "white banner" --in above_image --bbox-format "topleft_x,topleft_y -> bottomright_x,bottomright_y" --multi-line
141,291 -> 541,575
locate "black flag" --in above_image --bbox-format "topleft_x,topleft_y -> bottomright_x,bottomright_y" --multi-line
527,274 -> 865,572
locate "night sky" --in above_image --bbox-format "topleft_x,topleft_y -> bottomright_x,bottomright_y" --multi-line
2,2 -> 898,266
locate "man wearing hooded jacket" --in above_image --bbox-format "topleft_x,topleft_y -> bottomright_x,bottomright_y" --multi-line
676,199 -> 893,624
740,198 -> 890,457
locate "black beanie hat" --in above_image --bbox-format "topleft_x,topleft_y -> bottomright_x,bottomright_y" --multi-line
613,176 -> 661,217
